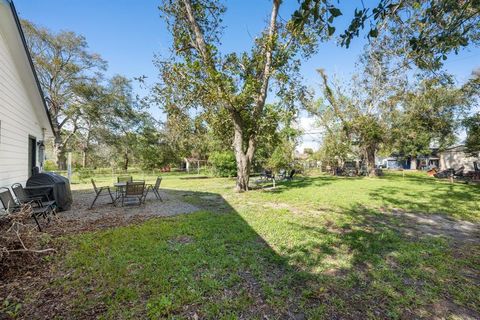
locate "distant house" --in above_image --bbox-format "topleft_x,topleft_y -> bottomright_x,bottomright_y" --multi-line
0,0 -> 54,187
439,145 -> 479,171
377,157 -> 410,169
377,145 -> 479,172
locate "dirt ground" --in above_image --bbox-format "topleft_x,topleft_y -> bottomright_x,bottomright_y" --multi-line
53,188 -> 201,235
389,209 -> 480,243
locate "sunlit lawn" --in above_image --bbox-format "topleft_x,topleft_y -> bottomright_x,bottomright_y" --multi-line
43,171 -> 479,319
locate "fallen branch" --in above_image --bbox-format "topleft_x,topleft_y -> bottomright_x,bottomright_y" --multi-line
0,205 -> 55,261
3,248 -> 56,254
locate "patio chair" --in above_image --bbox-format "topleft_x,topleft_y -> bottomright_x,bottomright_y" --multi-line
0,187 -> 52,231
11,183 -> 56,212
286,169 -> 296,181
117,176 -> 133,183
90,179 -> 115,209
122,181 -> 147,206
453,166 -> 465,177
474,161 -> 479,172
147,177 -> 163,201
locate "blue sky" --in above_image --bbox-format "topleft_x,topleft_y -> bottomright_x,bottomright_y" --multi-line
14,0 -> 480,150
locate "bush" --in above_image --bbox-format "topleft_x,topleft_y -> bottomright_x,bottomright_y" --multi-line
209,151 -> 237,177
266,142 -> 294,174
43,160 -> 57,171
77,168 -> 94,182
94,168 -> 114,175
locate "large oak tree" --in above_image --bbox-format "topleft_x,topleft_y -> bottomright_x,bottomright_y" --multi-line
154,0 -> 339,191
22,20 -> 106,169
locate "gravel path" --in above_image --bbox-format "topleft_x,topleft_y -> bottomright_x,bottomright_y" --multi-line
45,189 -> 201,234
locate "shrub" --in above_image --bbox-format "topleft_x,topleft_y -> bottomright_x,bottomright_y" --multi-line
94,168 -> 113,175
43,160 -> 57,171
77,168 -> 93,182
266,142 -> 294,174
209,151 -> 237,177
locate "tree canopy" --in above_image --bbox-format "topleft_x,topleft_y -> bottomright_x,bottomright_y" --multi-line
154,0 -> 342,191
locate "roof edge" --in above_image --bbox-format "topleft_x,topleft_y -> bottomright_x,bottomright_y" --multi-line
7,0 -> 55,136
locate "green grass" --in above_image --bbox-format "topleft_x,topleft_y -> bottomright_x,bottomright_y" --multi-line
74,170 -> 480,221
46,171 -> 480,318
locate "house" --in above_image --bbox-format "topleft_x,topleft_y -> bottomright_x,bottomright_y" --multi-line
0,0 -> 54,187
439,145 -> 479,171
377,156 -> 410,169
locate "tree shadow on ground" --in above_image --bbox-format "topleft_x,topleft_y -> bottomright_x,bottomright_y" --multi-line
369,182 -> 480,221
281,204 -> 479,319
255,175 -> 339,193
5,190 -> 479,320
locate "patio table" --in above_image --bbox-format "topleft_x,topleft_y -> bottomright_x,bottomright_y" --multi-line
24,185 -> 54,201
113,182 -> 126,204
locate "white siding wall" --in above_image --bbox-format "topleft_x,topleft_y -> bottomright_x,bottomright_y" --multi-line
0,28 -> 44,188
440,148 -> 479,171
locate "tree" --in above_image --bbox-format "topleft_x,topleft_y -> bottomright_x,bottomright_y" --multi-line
137,125 -> 177,170
463,68 -> 480,156
209,151 -> 237,177
266,140 -> 295,175
464,113 -> 480,156
71,78 -> 111,168
162,104 -> 210,164
315,127 -> 353,168
303,148 -> 314,155
392,76 -> 471,159
22,20 -> 107,169
311,45 -> 400,176
97,76 -> 150,171
155,0 -> 338,191
295,0 -> 480,71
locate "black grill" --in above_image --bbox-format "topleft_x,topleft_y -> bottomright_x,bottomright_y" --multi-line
26,172 -> 72,211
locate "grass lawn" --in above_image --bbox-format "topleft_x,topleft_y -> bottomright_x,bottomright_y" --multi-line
18,171 -> 480,318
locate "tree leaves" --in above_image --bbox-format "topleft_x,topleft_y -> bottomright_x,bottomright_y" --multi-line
328,7 -> 342,18
328,25 -> 336,36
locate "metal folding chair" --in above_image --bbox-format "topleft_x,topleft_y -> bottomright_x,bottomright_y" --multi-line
122,181 -> 147,206
11,183 -> 56,212
0,187 -> 52,231
89,179 -> 115,209
117,176 -> 133,183
147,177 -> 163,201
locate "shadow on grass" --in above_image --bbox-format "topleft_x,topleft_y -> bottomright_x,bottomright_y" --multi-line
17,189 -> 480,320
179,176 -> 211,180
279,204 -> 479,318
256,175 -> 340,193
369,181 -> 480,220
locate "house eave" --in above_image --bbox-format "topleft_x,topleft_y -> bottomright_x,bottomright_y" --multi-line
3,0 -> 55,137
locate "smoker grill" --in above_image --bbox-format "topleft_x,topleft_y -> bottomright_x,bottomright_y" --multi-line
26,172 -> 72,211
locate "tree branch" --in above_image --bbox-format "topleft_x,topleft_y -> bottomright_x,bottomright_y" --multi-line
246,0 -> 281,158
181,0 -> 215,70
253,0 -> 280,117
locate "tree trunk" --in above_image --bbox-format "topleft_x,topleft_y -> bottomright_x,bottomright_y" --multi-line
82,149 -> 87,168
82,125 -> 91,168
52,117 -> 74,171
235,153 -> 250,192
124,151 -> 129,171
365,146 -> 377,177
181,0 -> 279,192
232,117 -> 254,192
54,136 -> 67,170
